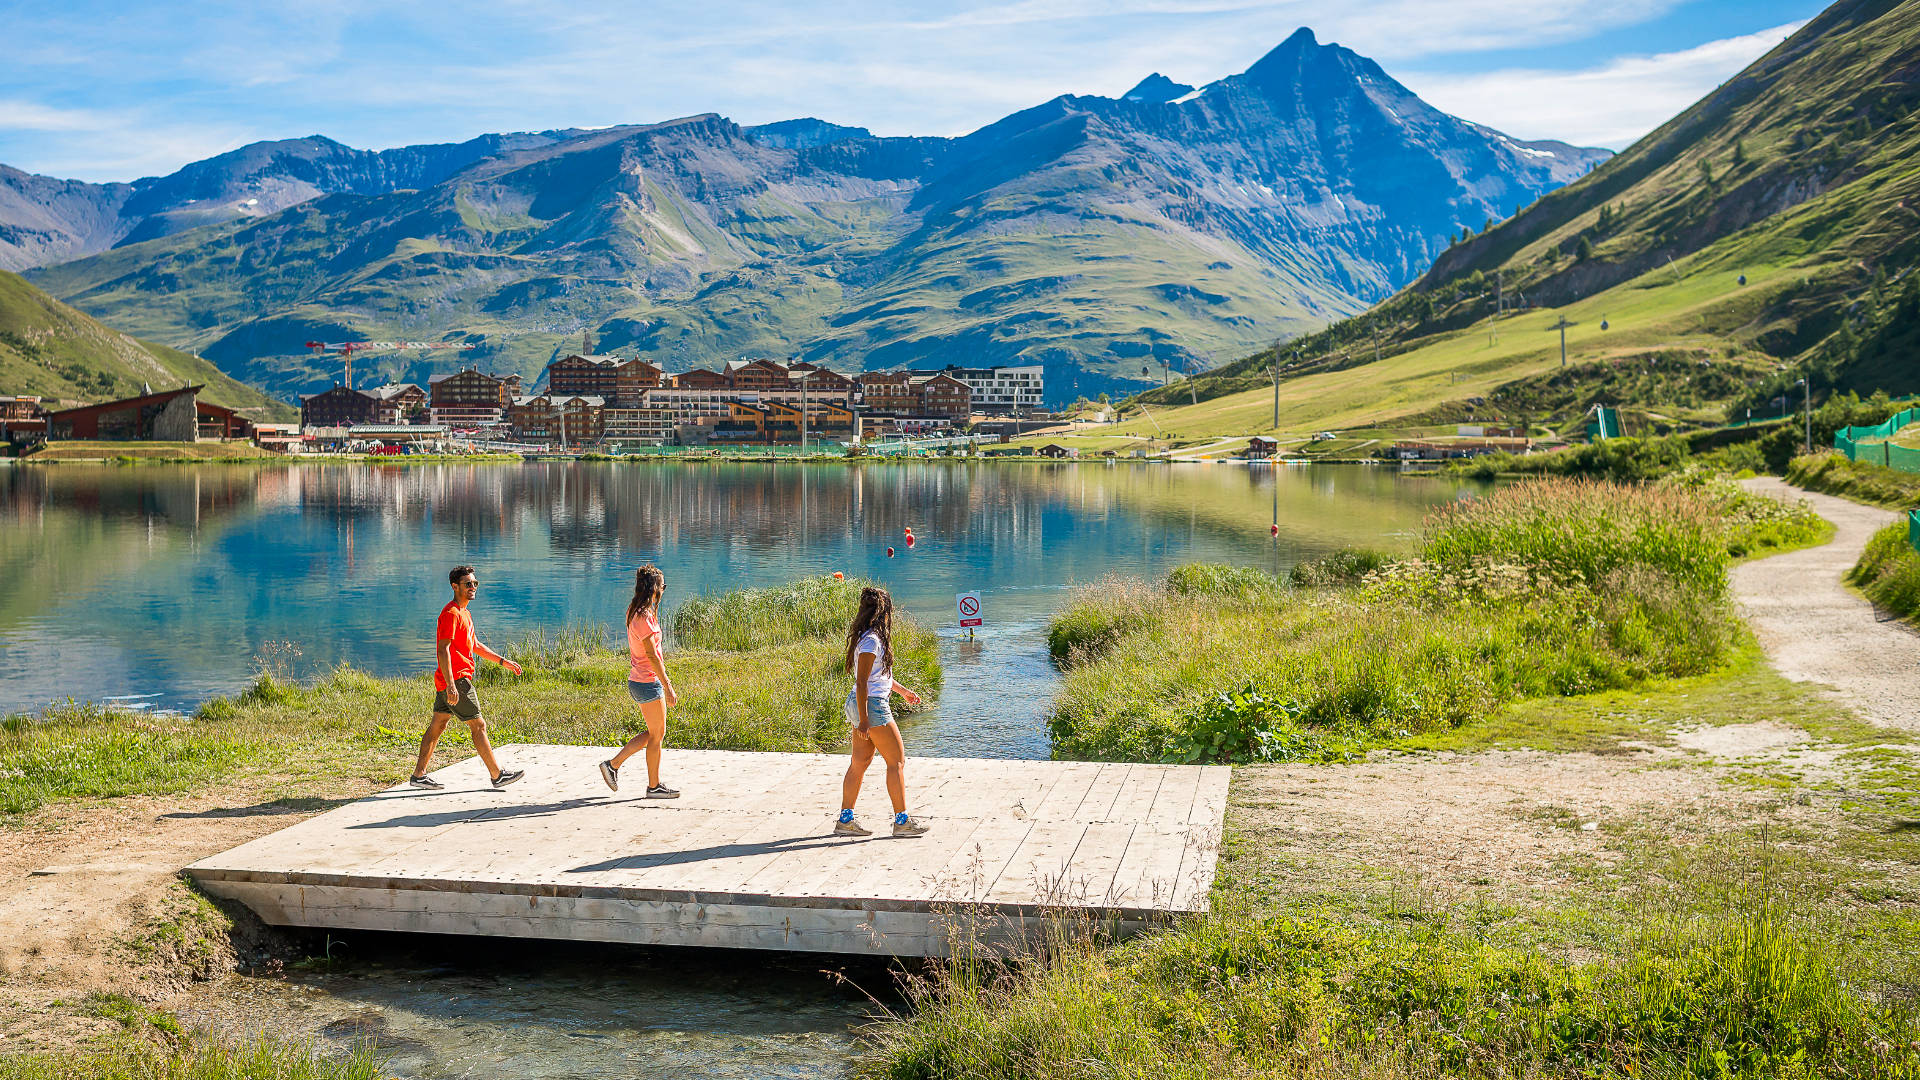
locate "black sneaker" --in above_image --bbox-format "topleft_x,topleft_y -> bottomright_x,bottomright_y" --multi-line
645,784 -> 680,799
598,760 -> 619,791
408,774 -> 444,790
490,769 -> 524,789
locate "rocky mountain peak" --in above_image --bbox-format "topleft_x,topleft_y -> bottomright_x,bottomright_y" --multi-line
1122,73 -> 1195,103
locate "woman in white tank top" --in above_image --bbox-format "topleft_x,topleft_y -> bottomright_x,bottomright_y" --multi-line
834,587 -> 928,838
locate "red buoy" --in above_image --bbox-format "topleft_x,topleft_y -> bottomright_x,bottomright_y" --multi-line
887,547 -> 895,558
905,534 -> 916,548
1270,524 -> 1279,537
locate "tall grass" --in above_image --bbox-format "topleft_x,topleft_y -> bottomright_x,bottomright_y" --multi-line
1044,477 -> 1813,763
1850,523 -> 1920,623
865,886 -> 1916,1079
675,575 -> 880,651
1423,477 -> 1730,593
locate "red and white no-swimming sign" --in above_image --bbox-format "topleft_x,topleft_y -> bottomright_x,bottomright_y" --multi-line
956,591 -> 983,628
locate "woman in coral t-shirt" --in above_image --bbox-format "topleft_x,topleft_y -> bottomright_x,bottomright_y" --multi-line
597,564 -> 680,798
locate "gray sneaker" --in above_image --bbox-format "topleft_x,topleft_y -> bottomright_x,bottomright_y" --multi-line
892,816 -> 930,838
645,784 -> 680,799
833,817 -> 872,837
408,774 -> 444,790
490,769 -> 524,789
598,760 -> 619,791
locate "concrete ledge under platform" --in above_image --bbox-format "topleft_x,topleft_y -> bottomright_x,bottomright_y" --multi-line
187,745 -> 1229,958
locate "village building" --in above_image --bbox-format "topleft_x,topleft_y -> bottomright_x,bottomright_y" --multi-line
910,372 -> 972,421
672,368 -> 732,390
195,400 -> 254,441
1245,436 -> 1278,460
601,407 -> 676,444
301,385 -> 381,429
47,386 -> 203,441
944,364 -> 1044,414
429,368 -> 511,428
725,359 -> 793,392
367,383 -> 427,424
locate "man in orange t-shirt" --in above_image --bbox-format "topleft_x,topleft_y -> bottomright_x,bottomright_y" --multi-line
409,564 -> 526,789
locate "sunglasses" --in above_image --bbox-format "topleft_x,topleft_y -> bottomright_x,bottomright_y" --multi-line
458,579 -> 479,588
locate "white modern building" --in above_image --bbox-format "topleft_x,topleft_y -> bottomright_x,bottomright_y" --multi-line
943,364 -> 1044,414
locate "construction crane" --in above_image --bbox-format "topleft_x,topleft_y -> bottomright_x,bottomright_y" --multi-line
305,340 -> 479,390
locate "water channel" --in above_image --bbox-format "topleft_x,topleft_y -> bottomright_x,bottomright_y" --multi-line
1,460 -> 1476,1076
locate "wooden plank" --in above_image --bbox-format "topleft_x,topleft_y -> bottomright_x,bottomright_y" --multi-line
1109,823 -> 1198,911
1144,767 -> 1202,826
1107,768 -> 1165,825
1026,761 -> 1103,820
1073,764 -> 1132,821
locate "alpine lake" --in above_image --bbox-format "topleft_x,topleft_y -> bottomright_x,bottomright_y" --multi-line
1,459 -> 1480,1078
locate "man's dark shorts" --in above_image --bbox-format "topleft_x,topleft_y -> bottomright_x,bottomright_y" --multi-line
433,677 -> 481,720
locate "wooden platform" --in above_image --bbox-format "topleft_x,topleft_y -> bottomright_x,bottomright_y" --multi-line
187,746 -> 1229,957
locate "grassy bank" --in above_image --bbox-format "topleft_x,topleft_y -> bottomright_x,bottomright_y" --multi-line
0,1035 -> 383,1080
1787,452 -> 1920,510
1850,523 -> 1920,624
0,576 -> 938,820
1045,475 -> 1825,763
866,839 -> 1919,1080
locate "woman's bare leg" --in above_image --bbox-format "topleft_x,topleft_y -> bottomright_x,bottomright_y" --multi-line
841,727 -> 876,810
864,722 -> 908,815
609,697 -> 668,786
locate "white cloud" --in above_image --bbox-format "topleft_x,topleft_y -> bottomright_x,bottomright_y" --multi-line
0,99 -> 257,180
0,0 -> 1791,178
1399,21 -> 1805,149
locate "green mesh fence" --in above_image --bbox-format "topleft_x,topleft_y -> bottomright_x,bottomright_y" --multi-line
1835,406 -> 1920,472
1910,510 -> 1920,554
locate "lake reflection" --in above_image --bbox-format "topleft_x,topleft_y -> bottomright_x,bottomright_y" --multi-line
0,462 -> 1475,754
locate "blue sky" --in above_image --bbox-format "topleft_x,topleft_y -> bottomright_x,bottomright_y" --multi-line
2,0 -> 1826,182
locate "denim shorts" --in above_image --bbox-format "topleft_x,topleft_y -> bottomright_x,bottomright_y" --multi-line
628,679 -> 664,705
844,690 -> 895,727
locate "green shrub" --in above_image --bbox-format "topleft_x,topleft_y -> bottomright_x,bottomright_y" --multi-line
1046,576 -> 1178,662
1166,563 -> 1287,600
1787,452 -> 1920,510
1456,434 -> 1692,482
1850,523 -> 1920,622
1286,547 -> 1390,587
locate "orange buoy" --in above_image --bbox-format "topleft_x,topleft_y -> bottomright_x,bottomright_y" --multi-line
832,571 -> 844,579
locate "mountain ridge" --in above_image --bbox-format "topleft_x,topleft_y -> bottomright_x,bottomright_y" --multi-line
13,29 -> 1611,405
1120,0 -> 1920,431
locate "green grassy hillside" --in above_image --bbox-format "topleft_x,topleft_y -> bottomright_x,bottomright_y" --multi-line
0,271 -> 293,417
1118,0 -> 1920,438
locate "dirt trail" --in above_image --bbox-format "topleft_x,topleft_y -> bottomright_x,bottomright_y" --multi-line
1732,478 -> 1919,733
0,776 -> 376,1049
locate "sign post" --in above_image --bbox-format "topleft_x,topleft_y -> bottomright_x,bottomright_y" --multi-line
956,591 -> 982,638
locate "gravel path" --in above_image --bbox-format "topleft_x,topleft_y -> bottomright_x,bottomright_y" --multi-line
1731,478 -> 1919,732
